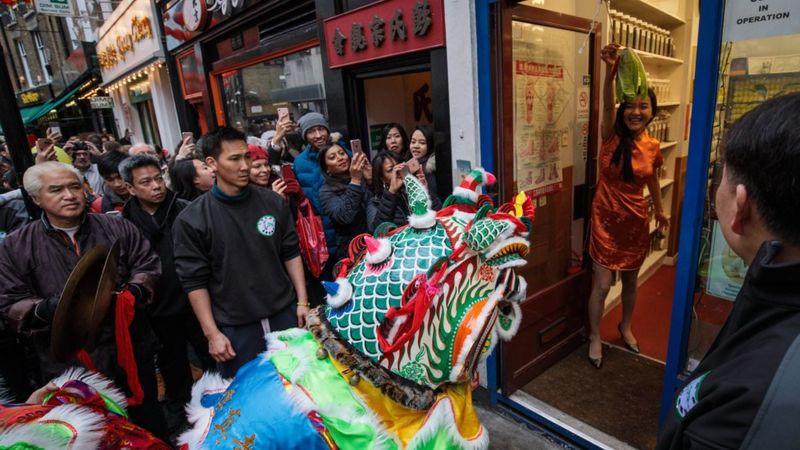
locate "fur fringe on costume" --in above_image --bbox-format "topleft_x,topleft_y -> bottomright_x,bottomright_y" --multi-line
496,302 -> 523,342
450,291 -> 503,383
50,367 -> 127,411
178,372 -> 232,449
0,404 -> 104,450
406,397 -> 489,450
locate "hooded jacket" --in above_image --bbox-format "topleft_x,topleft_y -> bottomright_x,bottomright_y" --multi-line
318,177 -> 371,262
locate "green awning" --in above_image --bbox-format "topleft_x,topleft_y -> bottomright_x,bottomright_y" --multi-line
22,83 -> 84,126
20,105 -> 44,124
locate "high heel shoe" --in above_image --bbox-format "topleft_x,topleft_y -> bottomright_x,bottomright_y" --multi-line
588,339 -> 603,369
618,323 -> 640,354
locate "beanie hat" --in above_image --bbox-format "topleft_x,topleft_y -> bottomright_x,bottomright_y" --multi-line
248,144 -> 268,162
297,112 -> 329,141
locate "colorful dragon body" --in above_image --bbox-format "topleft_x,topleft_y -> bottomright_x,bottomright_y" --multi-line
178,169 -> 535,450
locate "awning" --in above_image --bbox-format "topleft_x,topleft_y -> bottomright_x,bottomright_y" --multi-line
23,83 -> 85,126
20,105 -> 46,124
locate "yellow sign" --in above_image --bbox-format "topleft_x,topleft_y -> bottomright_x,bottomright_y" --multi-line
20,91 -> 41,105
98,16 -> 153,70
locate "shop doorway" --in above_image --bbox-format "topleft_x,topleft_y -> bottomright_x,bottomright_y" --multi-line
362,71 -> 433,156
492,5 -> 680,449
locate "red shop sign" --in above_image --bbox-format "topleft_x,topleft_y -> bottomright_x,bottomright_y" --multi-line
323,0 -> 445,69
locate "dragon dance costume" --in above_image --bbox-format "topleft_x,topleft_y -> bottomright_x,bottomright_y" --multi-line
179,169 -> 536,450
0,368 -> 169,449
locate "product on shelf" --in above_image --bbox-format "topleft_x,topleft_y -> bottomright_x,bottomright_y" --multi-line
609,9 -> 675,58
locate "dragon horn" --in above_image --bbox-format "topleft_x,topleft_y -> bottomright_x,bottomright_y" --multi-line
452,168 -> 495,203
405,175 -> 436,229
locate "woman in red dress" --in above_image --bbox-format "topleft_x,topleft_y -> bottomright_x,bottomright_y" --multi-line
587,44 -> 670,368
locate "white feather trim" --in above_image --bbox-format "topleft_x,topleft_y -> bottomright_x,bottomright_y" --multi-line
508,276 -> 528,303
0,404 -> 105,449
50,367 -> 127,410
326,278 -> 354,309
452,186 -> 479,202
0,377 -> 12,404
484,235 -> 527,261
365,238 -> 392,265
409,208 -> 437,229
179,372 -> 232,449
450,292 -> 502,383
407,397 -> 489,450
283,383 -> 318,416
495,302 -> 523,341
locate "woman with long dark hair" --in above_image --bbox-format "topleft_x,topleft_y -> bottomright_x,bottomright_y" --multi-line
318,143 -> 371,262
169,158 -> 214,201
586,44 -> 669,369
409,125 -> 438,200
378,123 -> 410,161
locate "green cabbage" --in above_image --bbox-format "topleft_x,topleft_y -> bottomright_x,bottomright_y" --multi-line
616,48 -> 649,103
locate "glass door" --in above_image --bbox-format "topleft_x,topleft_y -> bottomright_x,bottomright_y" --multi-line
497,5 -> 600,393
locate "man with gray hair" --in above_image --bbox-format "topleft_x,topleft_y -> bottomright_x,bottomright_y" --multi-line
129,143 -> 159,158
0,161 -> 167,439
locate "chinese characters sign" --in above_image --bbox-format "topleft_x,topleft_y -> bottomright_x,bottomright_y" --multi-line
324,0 -> 445,69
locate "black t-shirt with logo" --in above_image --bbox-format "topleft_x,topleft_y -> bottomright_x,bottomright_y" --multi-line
173,185 -> 299,326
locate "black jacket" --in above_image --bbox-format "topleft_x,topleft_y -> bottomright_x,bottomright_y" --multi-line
319,178 -> 371,262
657,241 -> 800,450
123,190 -> 190,318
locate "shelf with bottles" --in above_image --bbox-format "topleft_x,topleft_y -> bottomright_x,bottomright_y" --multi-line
609,8 -> 680,59
608,0 -> 685,28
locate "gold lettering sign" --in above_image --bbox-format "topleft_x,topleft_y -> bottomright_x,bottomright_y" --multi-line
20,91 -> 41,105
99,15 -> 153,70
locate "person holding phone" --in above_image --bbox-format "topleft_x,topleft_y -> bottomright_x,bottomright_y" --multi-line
409,125 -> 439,200
318,143 -> 372,263
31,128 -> 72,165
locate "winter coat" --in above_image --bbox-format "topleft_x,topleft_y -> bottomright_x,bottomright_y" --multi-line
319,178 -> 371,262
0,213 -> 160,383
292,140 -> 350,256
123,190 -> 191,318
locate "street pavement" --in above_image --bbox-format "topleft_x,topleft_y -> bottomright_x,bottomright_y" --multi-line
473,390 -> 572,450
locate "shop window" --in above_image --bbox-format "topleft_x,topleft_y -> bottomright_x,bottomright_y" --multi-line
178,51 -> 204,99
16,39 -> 33,89
218,46 -> 327,133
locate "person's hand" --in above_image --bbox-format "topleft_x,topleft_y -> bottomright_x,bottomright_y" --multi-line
32,296 -> 59,326
655,212 -> 670,232
46,128 -> 62,143
361,159 -> 373,184
601,44 -> 620,67
349,152 -> 366,183
415,170 -> 428,187
271,178 -> 287,200
389,163 -> 405,194
26,382 -> 59,404
85,141 -> 102,157
207,331 -> 236,362
176,135 -> 196,161
297,304 -> 309,328
272,117 -> 297,146
34,142 -> 56,165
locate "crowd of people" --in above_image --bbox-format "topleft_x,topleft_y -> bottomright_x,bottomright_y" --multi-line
0,110 -> 441,444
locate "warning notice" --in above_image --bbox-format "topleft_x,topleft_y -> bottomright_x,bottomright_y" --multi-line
724,0 -> 800,42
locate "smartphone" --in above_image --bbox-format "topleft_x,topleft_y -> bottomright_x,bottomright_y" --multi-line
277,107 -> 289,122
48,122 -> 61,137
181,132 -> 194,144
37,138 -> 53,149
350,139 -> 363,156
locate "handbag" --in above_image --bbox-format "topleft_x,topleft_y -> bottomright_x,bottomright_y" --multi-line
295,199 -> 329,278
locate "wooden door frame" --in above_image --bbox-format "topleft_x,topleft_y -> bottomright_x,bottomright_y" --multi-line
493,4 -> 602,394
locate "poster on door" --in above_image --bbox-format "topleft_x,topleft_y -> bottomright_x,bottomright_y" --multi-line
513,59 -> 569,197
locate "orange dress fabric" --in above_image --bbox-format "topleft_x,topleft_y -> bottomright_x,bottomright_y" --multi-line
589,131 -> 662,271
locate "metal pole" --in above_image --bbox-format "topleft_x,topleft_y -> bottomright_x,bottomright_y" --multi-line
0,41 -> 39,218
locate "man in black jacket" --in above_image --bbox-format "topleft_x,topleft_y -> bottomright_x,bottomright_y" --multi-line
658,94 -> 800,449
120,155 -> 213,436
173,127 -> 309,378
